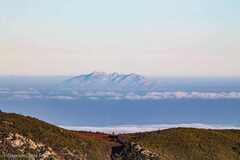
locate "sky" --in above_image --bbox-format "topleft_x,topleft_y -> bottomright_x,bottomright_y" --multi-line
0,0 -> 240,76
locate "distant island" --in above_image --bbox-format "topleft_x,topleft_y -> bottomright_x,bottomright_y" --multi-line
61,71 -> 155,91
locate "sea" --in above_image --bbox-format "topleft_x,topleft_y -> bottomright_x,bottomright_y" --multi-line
0,76 -> 240,133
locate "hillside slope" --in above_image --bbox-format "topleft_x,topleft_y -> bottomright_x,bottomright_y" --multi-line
0,112 -> 114,160
121,128 -> 240,160
1,111 -> 240,160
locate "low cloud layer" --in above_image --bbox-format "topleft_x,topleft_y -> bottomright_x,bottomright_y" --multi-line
1,89 -> 240,100
61,123 -> 240,134
122,91 -> 240,100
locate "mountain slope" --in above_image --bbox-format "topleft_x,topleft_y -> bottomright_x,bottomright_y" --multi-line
62,72 -> 154,91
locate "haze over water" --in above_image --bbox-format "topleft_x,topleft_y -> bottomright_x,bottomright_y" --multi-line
1,1 -> 240,133
0,75 -> 240,133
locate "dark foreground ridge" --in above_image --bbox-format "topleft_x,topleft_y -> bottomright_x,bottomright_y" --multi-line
1,111 -> 240,160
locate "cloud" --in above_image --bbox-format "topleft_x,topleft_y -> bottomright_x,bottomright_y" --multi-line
9,95 -> 33,100
61,123 -> 240,134
84,91 -> 123,97
0,88 -> 10,91
0,88 -> 10,94
12,89 -> 40,95
0,91 -> 10,94
122,91 -> 240,100
2,88 -> 240,101
46,96 -> 76,100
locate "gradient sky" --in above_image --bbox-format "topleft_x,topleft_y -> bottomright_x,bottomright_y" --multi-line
0,0 -> 240,76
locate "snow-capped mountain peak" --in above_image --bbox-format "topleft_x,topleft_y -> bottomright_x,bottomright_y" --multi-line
63,72 -> 153,91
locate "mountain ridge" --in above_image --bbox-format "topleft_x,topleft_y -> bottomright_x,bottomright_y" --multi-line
62,72 -> 154,91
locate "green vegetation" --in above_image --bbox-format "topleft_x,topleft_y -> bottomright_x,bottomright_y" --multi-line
1,111 -> 240,160
0,112 -> 112,160
123,128 -> 240,160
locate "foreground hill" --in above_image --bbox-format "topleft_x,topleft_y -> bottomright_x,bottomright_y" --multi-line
1,111 -> 240,160
121,128 -> 240,160
0,111 -> 114,160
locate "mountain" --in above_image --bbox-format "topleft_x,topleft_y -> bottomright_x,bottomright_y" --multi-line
61,72 -> 154,91
1,111 -> 240,160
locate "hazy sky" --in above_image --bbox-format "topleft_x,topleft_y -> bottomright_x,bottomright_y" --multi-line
0,0 -> 240,76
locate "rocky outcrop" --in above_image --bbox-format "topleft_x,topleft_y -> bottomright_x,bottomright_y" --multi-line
111,136 -> 160,160
1,132 -> 58,160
